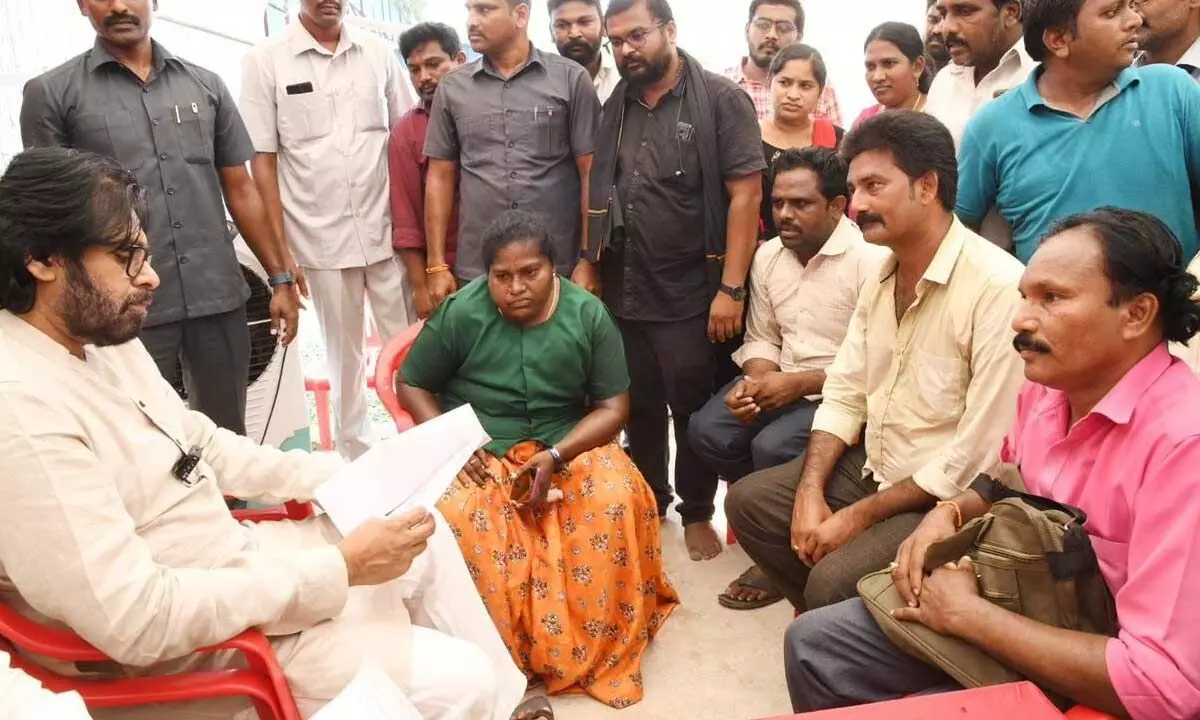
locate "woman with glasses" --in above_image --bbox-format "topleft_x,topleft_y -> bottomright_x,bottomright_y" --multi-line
759,44 -> 843,240
853,22 -> 933,129
397,211 -> 678,711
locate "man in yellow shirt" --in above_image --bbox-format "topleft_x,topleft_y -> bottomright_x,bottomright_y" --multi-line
727,111 -> 1026,613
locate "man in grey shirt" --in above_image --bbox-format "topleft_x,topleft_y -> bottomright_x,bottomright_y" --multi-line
20,0 -> 299,436
423,0 -> 601,308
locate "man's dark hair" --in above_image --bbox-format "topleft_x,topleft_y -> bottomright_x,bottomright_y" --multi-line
481,210 -> 559,268
841,110 -> 958,211
771,147 -> 849,203
399,22 -> 461,61
604,0 -> 675,24
865,21 -> 935,94
768,43 -> 827,89
1046,208 -> 1200,345
1023,0 -> 1083,62
0,148 -> 146,314
748,0 -> 805,35
548,0 -> 601,13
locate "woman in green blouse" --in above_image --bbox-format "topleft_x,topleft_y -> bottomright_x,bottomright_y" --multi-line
397,211 -> 677,710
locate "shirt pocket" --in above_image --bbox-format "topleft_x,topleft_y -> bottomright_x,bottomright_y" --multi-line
278,90 -> 333,144
354,93 -> 387,133
657,123 -> 702,186
77,110 -> 149,173
912,350 -> 968,422
529,103 -> 569,160
459,113 -> 497,169
174,99 -> 215,165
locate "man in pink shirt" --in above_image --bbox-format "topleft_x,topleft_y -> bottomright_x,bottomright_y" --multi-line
388,23 -> 465,319
783,207 -> 1200,719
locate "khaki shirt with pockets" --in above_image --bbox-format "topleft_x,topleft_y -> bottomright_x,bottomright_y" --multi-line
240,22 -> 416,271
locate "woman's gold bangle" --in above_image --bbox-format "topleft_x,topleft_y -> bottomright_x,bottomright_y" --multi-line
425,264 -> 451,276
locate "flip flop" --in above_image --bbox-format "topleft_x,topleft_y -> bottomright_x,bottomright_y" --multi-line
511,696 -> 554,720
718,565 -> 786,610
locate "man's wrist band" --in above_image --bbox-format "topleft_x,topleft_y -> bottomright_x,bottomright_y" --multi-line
935,500 -> 963,529
426,264 -> 451,276
267,271 -> 295,288
547,446 -> 564,471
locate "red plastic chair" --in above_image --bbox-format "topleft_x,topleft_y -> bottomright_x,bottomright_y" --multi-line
373,321 -> 425,433
0,507 -> 309,717
1063,708 -> 1119,720
305,308 -> 390,452
231,500 -> 313,524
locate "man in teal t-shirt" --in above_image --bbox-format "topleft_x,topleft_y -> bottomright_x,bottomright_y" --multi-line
957,0 -> 1200,263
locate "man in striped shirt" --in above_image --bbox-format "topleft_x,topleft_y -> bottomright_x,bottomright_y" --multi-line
723,0 -> 842,125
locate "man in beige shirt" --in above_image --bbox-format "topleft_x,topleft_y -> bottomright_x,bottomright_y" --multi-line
727,111 -> 1026,613
925,0 -> 1034,150
0,148 -> 525,719
241,1 -> 417,460
686,148 -> 883,606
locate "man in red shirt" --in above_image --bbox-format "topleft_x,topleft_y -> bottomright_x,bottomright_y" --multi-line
389,24 -> 466,319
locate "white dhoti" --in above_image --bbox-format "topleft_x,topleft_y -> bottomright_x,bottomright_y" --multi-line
93,511 -> 526,720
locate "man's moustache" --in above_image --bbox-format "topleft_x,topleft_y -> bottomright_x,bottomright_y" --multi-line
563,40 -> 596,54
1012,332 -> 1051,355
105,13 -> 140,27
856,213 -> 885,228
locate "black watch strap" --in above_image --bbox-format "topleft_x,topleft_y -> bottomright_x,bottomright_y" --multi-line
719,283 -> 747,302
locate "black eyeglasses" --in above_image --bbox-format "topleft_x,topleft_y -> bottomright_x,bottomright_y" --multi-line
751,18 -> 798,35
604,23 -> 666,53
112,242 -> 152,278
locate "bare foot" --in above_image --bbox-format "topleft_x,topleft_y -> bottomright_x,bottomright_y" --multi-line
684,521 -> 723,561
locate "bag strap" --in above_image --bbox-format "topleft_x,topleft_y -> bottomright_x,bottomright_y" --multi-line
969,472 -> 1089,526
970,473 -> 1101,583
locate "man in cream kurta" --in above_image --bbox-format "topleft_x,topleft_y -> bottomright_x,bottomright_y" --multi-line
0,148 -> 524,720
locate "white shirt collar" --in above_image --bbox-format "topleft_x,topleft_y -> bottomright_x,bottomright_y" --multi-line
287,18 -> 360,57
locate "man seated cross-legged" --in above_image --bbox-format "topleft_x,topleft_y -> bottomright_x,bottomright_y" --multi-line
726,111 -> 1026,613
0,147 -> 530,720
687,147 -> 885,610
785,208 -> 1200,720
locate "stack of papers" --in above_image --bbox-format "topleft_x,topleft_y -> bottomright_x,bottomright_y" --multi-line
314,405 -> 491,536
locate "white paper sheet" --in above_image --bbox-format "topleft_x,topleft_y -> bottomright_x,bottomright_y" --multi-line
310,662 -> 422,720
314,405 -> 491,536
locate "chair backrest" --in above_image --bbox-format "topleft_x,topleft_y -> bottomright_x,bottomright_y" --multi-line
374,320 -> 425,433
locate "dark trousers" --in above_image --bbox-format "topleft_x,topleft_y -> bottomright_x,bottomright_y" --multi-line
617,316 -> 718,525
140,306 -> 250,435
785,597 -> 958,712
725,446 -> 924,611
688,377 -> 819,482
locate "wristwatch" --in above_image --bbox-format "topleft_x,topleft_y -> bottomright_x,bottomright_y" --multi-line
719,283 -> 747,302
267,270 -> 295,289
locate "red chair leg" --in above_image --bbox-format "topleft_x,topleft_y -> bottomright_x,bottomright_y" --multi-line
312,388 -> 333,451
